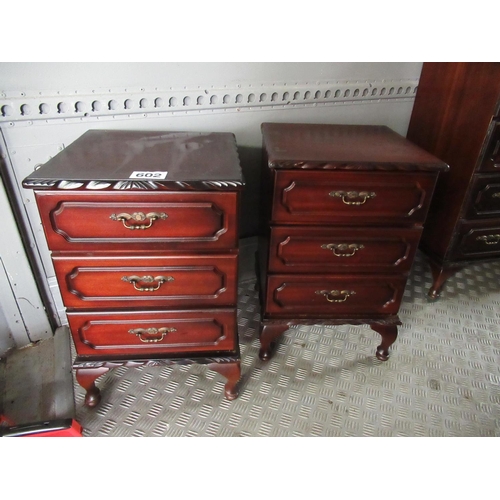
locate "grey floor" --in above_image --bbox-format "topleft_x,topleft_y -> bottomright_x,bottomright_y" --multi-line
72,239 -> 500,437
2,238 -> 500,437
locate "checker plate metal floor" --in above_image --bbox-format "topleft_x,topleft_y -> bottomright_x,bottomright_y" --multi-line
73,241 -> 500,437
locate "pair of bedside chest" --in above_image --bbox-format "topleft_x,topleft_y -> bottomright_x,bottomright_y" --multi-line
23,124 -> 447,407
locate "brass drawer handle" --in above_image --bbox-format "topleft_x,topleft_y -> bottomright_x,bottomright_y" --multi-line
315,289 -> 356,302
329,190 -> 376,205
321,243 -> 364,257
121,275 -> 174,292
128,327 -> 177,343
476,234 -> 500,245
492,192 -> 500,198
110,211 -> 167,230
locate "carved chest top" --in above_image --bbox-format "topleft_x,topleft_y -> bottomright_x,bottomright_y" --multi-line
23,129 -> 244,191
261,122 -> 449,172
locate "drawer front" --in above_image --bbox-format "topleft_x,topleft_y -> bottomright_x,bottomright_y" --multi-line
67,309 -> 237,357
52,254 -> 237,309
268,226 -> 421,274
272,170 -> 437,225
478,120 -> 500,172
265,274 -> 406,316
35,190 -> 238,251
465,174 -> 500,218
450,220 -> 500,260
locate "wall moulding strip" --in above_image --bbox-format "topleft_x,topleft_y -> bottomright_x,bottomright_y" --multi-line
0,79 -> 418,125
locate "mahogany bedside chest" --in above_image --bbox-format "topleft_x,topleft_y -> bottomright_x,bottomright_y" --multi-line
23,129 -> 244,407
257,122 -> 448,362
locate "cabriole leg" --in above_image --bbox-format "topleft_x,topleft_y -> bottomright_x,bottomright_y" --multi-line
207,361 -> 241,401
75,367 -> 109,408
428,261 -> 462,300
370,323 -> 398,361
259,323 -> 289,361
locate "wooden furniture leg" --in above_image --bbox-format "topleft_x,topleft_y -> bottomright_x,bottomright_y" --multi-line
75,367 -> 110,408
207,361 -> 241,400
259,323 -> 289,361
428,260 -> 462,300
370,323 -> 398,361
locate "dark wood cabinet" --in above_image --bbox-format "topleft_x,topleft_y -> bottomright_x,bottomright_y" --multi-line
23,129 -> 244,406
257,122 -> 448,362
407,63 -> 500,299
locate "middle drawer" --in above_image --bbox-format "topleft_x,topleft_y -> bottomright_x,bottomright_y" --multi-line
268,226 -> 421,274
52,254 -> 237,309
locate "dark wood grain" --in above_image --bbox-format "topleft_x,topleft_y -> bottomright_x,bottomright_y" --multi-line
406,62 -> 500,298
271,170 -> 438,225
262,122 -> 449,170
67,309 -> 237,357
268,226 -> 422,274
24,129 -> 244,404
52,254 -> 238,309
258,123 -> 445,360
35,190 -> 239,251
23,129 -> 243,186
265,274 -> 406,316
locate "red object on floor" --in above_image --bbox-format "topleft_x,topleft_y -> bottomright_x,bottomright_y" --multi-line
0,416 -> 83,437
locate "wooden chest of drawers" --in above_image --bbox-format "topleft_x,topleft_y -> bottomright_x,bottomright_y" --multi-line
406,63 -> 500,299
23,129 -> 244,407
257,123 -> 448,361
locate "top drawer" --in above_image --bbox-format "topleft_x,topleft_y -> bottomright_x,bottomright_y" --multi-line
34,190 -> 238,251
271,170 -> 437,225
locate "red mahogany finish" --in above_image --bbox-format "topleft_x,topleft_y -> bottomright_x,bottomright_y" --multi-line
407,63 -> 500,299
257,122 -> 448,361
66,309 -> 238,357
23,130 -> 244,406
35,190 -> 238,252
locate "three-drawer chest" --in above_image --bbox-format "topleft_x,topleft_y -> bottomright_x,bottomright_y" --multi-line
257,122 -> 448,361
23,129 -> 244,407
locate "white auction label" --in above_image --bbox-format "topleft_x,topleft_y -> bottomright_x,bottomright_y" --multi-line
129,171 -> 168,179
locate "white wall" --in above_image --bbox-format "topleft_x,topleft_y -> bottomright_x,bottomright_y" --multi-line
0,62 -> 423,334
0,62 -> 421,93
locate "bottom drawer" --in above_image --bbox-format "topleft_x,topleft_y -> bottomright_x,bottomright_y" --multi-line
265,274 -> 406,316
450,219 -> 500,260
67,309 -> 237,357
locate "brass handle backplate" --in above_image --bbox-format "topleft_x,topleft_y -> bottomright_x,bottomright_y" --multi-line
110,211 -> 167,230
128,327 -> 177,343
321,243 -> 365,257
121,275 -> 174,292
315,289 -> 356,303
476,234 -> 500,245
329,190 -> 376,205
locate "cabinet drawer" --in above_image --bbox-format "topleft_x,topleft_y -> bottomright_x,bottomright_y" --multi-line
450,219 -> 500,260
465,174 -> 500,218
265,274 -> 406,316
35,190 -> 238,251
52,254 -> 237,309
268,226 -> 421,274
67,309 -> 237,357
478,120 -> 500,172
271,170 -> 437,225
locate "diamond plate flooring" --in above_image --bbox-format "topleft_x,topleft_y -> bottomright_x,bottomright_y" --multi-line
73,240 -> 500,437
